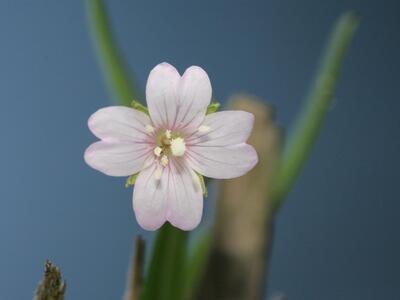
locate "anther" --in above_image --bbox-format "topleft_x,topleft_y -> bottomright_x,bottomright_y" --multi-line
154,146 -> 162,157
165,129 -> 172,139
161,155 -> 169,167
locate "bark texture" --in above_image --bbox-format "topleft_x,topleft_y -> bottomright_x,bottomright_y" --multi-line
195,95 -> 281,300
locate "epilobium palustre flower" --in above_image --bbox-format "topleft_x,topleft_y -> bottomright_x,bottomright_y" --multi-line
84,63 -> 258,230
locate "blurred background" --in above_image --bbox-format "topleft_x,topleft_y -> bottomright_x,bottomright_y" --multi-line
0,0 -> 398,299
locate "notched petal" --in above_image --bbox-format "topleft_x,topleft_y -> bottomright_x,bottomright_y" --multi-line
145,62 -> 180,129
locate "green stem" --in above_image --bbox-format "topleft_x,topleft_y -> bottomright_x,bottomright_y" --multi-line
272,12 -> 359,211
140,224 -> 187,300
86,0 -> 140,106
183,232 -> 211,299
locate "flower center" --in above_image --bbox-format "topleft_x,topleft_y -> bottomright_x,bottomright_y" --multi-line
151,128 -> 186,168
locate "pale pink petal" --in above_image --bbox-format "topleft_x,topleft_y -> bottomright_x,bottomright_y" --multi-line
186,111 -> 254,147
175,66 -> 212,132
133,162 -> 168,230
166,159 -> 203,230
186,143 -> 258,179
145,63 -> 212,133
84,141 -> 152,176
146,62 -> 180,129
88,106 -> 153,143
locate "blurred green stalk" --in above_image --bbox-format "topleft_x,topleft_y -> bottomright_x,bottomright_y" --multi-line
86,0 -> 140,106
140,224 -> 187,300
272,12 -> 359,211
183,232 -> 211,299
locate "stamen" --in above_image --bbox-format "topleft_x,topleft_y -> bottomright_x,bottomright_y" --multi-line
161,155 -> 169,167
154,146 -> 162,157
165,129 -> 172,139
198,125 -> 210,133
145,124 -> 155,134
154,166 -> 162,180
170,137 -> 186,157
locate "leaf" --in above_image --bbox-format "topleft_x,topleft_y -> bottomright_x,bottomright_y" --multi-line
125,173 -> 139,188
86,0 -> 141,106
140,224 -> 187,300
198,174 -> 208,197
206,101 -> 220,114
271,12 -> 359,211
131,100 -> 149,115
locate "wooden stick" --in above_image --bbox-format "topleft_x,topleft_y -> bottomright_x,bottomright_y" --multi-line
123,236 -> 146,300
195,95 -> 281,300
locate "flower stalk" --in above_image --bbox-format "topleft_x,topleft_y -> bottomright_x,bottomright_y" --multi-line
271,12 -> 359,211
86,0 -> 141,106
140,224 -> 187,300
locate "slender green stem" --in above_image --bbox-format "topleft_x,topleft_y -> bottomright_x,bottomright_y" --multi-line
272,12 -> 359,211
140,224 -> 187,300
183,232 -> 211,299
86,0 -> 140,106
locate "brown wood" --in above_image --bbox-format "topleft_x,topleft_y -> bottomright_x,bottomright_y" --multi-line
124,236 -> 146,300
195,95 -> 281,300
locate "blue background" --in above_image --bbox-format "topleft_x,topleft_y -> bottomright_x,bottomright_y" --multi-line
0,0 -> 398,299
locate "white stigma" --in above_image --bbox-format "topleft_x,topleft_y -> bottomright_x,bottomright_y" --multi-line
161,155 -> 169,167
154,166 -> 162,180
170,137 -> 186,157
198,125 -> 210,133
165,129 -> 172,139
145,124 -> 155,134
154,146 -> 162,157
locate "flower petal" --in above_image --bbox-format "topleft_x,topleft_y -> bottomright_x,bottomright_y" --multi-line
187,143 -> 258,179
88,106 -> 152,143
84,141 -> 152,176
175,66 -> 212,132
166,159 -> 203,230
133,162 -> 168,230
145,63 -> 212,133
145,62 -> 180,129
133,158 -> 203,231
186,111 -> 254,147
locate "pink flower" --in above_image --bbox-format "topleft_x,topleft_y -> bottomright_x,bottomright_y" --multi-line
84,63 -> 258,231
